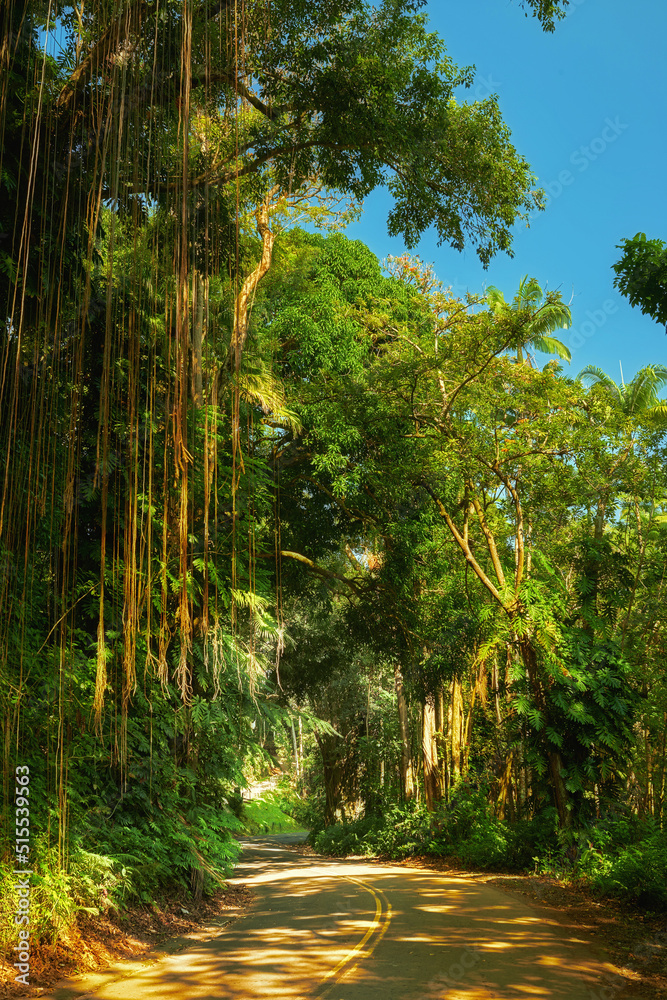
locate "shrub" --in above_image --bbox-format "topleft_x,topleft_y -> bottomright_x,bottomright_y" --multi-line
415,781 -> 521,870
312,817 -> 379,856
371,804 -> 432,857
285,785 -> 327,834
582,831 -> 667,909
0,842 -> 134,951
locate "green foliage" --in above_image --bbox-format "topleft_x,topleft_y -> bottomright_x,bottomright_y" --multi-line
7,0 -> 646,977
486,275 -> 571,361
511,632 -> 641,817
311,784 -> 553,871
242,790 -> 302,835
428,782 -> 557,870
517,0 -> 570,31
577,363 -> 667,423
262,229 -> 666,843
0,842 -> 133,947
311,803 -> 432,859
534,816 -> 667,910
286,785 -> 329,834
90,802 -> 242,899
587,833 -> 667,909
311,817 -> 381,857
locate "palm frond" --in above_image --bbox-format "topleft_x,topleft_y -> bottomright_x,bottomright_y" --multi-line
577,365 -> 616,388
577,365 -> 624,406
486,286 -> 508,314
625,365 -> 667,416
529,301 -> 571,338
514,275 -> 543,311
239,362 -> 302,433
530,335 -> 571,361
646,401 -> 667,423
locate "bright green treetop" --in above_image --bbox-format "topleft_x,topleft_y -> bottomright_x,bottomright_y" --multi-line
486,276 -> 572,364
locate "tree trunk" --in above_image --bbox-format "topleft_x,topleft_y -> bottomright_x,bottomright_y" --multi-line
231,199 -> 275,366
316,734 -> 341,826
520,639 -> 571,827
298,716 -> 304,788
462,660 -> 487,775
492,653 -> 502,726
422,693 -> 442,811
290,718 -> 300,781
548,750 -> 571,828
656,721 -> 666,824
451,675 -> 463,779
437,683 -> 448,800
520,722 -> 530,820
497,754 -> 514,821
394,662 -> 414,801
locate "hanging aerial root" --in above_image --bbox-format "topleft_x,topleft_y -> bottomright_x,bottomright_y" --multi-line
92,618 -> 108,730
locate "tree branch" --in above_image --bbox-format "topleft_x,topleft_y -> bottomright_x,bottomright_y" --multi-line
420,480 -> 506,609
256,549 -> 362,593
57,1 -> 147,108
470,491 -> 507,590
440,336 -> 514,417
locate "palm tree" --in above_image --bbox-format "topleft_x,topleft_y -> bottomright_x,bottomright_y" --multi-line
579,364 -> 667,653
576,363 -> 667,423
486,275 -> 572,364
576,363 -> 667,550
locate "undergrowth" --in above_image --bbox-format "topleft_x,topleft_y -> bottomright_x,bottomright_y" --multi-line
1,795 -> 244,952
0,842 -> 134,956
309,782 -> 667,910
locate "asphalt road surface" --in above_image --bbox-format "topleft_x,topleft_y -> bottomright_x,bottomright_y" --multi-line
46,833 -> 621,1000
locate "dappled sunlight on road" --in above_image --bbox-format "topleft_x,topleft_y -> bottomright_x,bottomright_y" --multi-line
43,837 -> 621,1000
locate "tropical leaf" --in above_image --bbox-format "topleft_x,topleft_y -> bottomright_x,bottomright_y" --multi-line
577,363 -> 667,422
486,275 -> 571,362
531,334 -> 571,361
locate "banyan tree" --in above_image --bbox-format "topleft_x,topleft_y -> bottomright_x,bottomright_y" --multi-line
0,0 -> 545,863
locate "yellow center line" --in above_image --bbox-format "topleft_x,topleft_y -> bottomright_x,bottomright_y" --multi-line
311,875 -> 393,998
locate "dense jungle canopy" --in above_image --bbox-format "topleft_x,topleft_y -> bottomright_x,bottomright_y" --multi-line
2,0 -> 667,944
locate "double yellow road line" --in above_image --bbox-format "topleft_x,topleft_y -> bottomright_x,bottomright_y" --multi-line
313,875 -> 392,997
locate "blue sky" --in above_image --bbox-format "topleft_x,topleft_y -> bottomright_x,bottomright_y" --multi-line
343,0 -> 667,380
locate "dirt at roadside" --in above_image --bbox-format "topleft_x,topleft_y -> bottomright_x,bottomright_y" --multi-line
0,884 -> 254,999
290,841 -> 667,999
482,871 -> 667,1000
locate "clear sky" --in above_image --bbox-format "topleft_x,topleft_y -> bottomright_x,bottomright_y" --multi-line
343,0 -> 667,381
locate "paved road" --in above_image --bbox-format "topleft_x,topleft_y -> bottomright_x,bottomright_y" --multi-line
47,834 -> 621,1000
